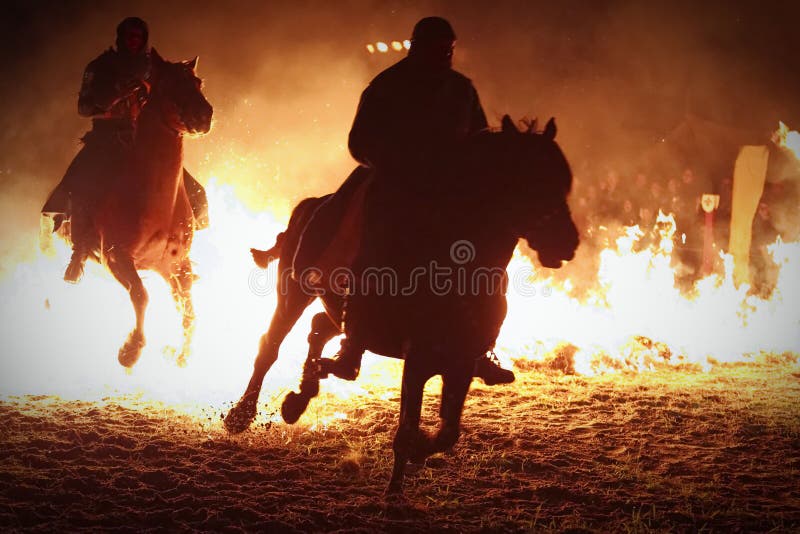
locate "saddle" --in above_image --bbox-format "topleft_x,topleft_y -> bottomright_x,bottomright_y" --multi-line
292,167 -> 372,285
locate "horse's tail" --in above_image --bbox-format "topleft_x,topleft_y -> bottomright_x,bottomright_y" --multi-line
250,195 -> 327,269
250,231 -> 284,268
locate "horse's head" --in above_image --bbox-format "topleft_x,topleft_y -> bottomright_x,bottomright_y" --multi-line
497,115 -> 579,268
147,48 -> 213,135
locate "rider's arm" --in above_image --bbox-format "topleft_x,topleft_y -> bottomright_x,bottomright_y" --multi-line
77,58 -> 117,117
77,56 -> 140,118
468,84 -> 488,134
348,83 -> 390,169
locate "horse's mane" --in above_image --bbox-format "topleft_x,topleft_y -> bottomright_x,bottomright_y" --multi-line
439,119 -> 573,197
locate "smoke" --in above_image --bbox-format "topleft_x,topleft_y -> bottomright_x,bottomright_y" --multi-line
0,0 -> 798,275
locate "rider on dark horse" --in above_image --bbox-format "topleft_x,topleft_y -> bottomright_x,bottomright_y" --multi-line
42,17 -> 209,284
297,17 -> 515,385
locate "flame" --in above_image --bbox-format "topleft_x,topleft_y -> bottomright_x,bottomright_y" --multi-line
1,174 -> 798,426
497,212 -> 800,376
0,181 -> 402,422
775,121 -> 800,159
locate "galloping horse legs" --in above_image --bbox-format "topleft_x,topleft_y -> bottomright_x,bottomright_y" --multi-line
166,259 -> 195,367
434,362 -> 472,454
106,253 -> 148,368
387,354 -> 434,495
281,312 -> 340,424
224,281 -> 312,434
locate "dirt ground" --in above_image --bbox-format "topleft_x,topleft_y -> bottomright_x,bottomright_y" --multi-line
1,355 -> 799,533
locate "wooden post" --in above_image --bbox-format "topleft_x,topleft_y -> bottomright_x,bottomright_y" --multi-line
729,146 -> 769,287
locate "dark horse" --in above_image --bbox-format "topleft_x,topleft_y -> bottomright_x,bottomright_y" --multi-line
225,116 -> 579,494
49,49 -> 212,367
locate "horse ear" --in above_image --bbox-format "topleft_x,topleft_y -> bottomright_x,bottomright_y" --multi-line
543,117 -> 557,140
186,56 -> 198,70
501,115 -> 518,134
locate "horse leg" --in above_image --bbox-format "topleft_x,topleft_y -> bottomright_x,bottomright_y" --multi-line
166,259 -> 195,367
387,354 -> 435,496
224,281 -> 312,434
281,312 -> 340,424
432,362 -> 473,455
106,253 -> 148,368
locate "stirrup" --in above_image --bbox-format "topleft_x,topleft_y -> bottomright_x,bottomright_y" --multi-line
64,255 -> 86,284
474,350 -> 515,386
321,345 -> 363,381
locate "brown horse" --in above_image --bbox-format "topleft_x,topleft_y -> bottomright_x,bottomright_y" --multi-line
80,49 -> 212,368
225,117 -> 579,494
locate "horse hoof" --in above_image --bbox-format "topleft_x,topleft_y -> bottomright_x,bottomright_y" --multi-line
281,391 -> 311,424
384,481 -> 405,500
224,398 -> 257,434
250,248 -> 274,269
405,429 -> 435,465
63,257 -> 85,284
118,332 -> 145,368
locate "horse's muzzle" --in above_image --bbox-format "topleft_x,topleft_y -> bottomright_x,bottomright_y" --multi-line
538,249 -> 574,269
186,104 -> 213,135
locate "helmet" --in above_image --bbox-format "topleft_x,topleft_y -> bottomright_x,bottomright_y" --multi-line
115,17 -> 149,51
411,17 -> 456,43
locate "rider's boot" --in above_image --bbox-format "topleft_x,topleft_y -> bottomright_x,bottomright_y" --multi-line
327,336 -> 365,381
473,350 -> 515,385
64,247 -> 88,284
64,209 -> 92,284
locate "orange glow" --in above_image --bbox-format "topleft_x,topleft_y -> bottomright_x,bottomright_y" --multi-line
498,212 -> 799,377
2,155 -> 798,426
775,121 -> 800,159
2,181 -> 402,423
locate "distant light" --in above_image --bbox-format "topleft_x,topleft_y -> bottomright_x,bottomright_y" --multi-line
365,40 -> 410,55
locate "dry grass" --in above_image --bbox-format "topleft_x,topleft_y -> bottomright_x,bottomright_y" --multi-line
1,357 -> 799,532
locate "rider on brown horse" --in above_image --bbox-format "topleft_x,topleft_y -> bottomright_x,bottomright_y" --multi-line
42,17 -> 209,284
298,17 -> 515,385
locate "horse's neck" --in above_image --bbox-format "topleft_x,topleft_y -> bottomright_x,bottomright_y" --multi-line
424,177 -> 517,270
134,104 -> 184,215
438,142 -> 518,268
